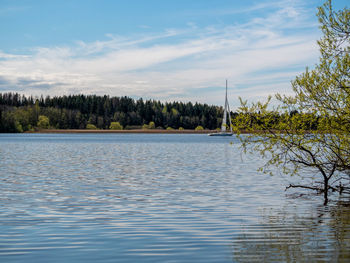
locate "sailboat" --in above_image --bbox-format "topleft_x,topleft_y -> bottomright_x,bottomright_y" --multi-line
208,80 -> 233,136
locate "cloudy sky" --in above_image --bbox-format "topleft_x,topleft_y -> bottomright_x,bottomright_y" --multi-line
0,0 -> 348,107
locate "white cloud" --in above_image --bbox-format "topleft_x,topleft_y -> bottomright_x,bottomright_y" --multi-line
0,0 -> 320,105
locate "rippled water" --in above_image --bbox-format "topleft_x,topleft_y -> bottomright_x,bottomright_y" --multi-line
0,134 -> 349,262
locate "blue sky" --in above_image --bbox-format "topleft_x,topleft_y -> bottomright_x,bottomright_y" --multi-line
0,0 -> 348,107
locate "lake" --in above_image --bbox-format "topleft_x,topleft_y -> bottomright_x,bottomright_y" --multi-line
0,133 -> 349,262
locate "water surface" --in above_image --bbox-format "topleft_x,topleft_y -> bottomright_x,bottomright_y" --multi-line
0,134 -> 349,262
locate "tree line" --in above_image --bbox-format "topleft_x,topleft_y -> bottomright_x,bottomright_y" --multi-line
0,93 -> 226,132
0,92 -> 328,133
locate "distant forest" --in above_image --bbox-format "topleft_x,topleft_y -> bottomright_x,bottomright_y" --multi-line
0,93 -> 229,132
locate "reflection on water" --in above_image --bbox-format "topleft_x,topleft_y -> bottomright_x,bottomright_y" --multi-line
232,201 -> 350,262
0,134 -> 349,262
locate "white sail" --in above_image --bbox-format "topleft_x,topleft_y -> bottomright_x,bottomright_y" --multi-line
227,96 -> 232,133
220,79 -> 232,132
221,80 -> 228,132
208,80 -> 233,136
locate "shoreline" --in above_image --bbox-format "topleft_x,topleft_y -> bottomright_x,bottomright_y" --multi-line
25,129 -> 219,134
15,129 -> 306,135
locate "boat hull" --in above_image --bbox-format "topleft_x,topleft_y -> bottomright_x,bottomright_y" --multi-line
208,132 -> 233,136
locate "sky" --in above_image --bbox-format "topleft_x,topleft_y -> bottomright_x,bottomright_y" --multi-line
0,0 -> 348,108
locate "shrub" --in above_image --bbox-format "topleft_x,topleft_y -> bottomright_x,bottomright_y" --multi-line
15,121 -> 23,133
86,124 -> 97,129
37,115 -> 50,129
195,125 -> 204,130
109,122 -> 123,130
142,121 -> 155,129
